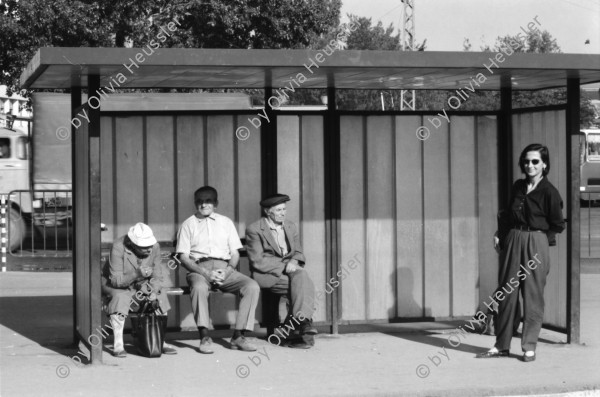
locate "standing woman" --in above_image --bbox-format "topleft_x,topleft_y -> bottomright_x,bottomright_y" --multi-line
477,143 -> 565,362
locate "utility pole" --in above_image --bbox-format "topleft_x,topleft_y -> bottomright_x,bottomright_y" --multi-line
400,0 -> 416,110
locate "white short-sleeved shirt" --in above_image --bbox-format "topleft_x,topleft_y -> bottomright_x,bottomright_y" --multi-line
176,213 -> 243,260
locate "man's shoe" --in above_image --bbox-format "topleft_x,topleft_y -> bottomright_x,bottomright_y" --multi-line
112,349 -> 127,358
522,352 -> 536,362
199,337 -> 214,354
287,339 -> 312,349
230,336 -> 257,352
475,349 -> 509,358
300,320 -> 318,335
162,343 -> 177,355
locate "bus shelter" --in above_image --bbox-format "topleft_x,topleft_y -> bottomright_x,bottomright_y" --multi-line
20,48 -> 600,363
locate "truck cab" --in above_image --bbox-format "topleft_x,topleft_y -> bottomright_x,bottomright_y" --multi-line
0,126 -> 31,250
581,129 -> 600,204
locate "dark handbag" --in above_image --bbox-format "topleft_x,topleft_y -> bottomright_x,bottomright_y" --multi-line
131,301 -> 166,358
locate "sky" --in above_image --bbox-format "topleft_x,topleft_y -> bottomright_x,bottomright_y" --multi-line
341,0 -> 600,54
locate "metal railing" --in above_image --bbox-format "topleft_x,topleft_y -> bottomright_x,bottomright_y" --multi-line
581,191 -> 600,258
5,190 -> 72,257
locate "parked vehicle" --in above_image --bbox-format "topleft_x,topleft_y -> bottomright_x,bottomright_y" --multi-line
0,126 -> 31,250
581,129 -> 600,205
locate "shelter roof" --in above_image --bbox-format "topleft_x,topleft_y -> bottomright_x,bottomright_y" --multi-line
20,48 -> 600,91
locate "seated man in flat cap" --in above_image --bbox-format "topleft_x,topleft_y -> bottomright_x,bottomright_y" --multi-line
104,222 -> 177,357
176,186 -> 260,354
246,193 -> 317,348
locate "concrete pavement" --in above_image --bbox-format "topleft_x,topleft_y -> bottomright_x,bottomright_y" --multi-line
0,271 -> 599,397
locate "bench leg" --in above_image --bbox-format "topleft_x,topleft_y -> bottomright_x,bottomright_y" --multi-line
262,289 -> 284,336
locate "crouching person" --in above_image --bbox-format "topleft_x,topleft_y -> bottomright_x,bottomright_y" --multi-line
106,222 -> 177,357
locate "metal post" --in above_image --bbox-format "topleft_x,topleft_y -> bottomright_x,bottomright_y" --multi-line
88,74 -> 103,363
499,81 -> 513,210
566,78 -> 581,344
70,85 -> 81,346
325,86 -> 340,334
262,79 -> 277,197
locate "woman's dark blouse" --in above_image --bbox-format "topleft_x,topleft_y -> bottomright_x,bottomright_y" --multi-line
508,177 -> 565,246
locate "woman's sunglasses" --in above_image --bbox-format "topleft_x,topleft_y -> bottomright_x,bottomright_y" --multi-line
521,159 -> 541,165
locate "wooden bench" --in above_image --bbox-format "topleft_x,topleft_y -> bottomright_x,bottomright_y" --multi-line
101,242 -> 284,336
164,250 -> 285,336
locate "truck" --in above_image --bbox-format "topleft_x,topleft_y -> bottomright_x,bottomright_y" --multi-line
581,128 -> 600,205
0,124 -> 31,251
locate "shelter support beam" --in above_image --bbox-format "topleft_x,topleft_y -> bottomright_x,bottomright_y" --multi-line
262,83 -> 277,197
499,81 -> 513,214
70,85 -> 81,346
324,86 -> 340,334
566,78 -> 581,344
88,74 -> 103,362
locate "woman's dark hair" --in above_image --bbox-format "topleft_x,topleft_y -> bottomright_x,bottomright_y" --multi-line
519,143 -> 550,176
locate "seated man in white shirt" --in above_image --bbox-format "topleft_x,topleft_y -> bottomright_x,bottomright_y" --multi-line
176,186 -> 260,354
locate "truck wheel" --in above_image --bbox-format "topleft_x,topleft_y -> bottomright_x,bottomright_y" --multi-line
8,207 -> 26,252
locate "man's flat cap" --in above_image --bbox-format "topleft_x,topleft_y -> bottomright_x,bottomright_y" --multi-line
260,193 -> 290,208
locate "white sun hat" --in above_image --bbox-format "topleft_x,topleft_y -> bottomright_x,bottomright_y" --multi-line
127,223 -> 157,247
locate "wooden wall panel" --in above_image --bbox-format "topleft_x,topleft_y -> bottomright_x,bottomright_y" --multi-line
339,116 -> 367,321
174,115 -> 205,330
511,110 -> 567,328
236,116 -> 262,239
423,119 -> 451,317
205,115 -> 238,326
206,116 -> 235,219
114,116 -> 145,238
236,115 -> 262,278
100,117 -> 114,243
146,116 -> 176,242
477,116 -> 499,307
366,116 -> 396,320
300,116 -> 327,322
395,116 -> 423,318
75,113 -> 90,340
175,115 -> 205,225
555,110 -> 568,328
277,115 -> 301,224
449,116 -> 478,316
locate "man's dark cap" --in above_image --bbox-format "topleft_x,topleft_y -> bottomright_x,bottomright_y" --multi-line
194,186 -> 218,202
260,193 -> 290,208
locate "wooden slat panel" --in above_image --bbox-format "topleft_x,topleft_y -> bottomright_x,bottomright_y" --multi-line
301,115 -> 327,322
207,115 -> 235,218
114,116 -> 145,238
175,115 -> 205,330
395,116 -> 424,317
100,116 -> 114,243
340,116 -> 367,321
277,115 -> 301,224
366,116 -> 396,320
477,116 -> 499,306
423,118 -> 450,317
556,110 -> 568,328
236,115 -> 262,274
511,110 -> 567,328
75,111 -> 90,339
543,110 -> 561,326
176,115 -> 205,225
450,116 -> 478,316
532,111 -> 545,144
540,110 -> 568,328
206,115 -> 236,325
146,116 -> 176,242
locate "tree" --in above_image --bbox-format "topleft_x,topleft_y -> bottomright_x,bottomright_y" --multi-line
330,15 -> 402,110
0,0 -> 341,97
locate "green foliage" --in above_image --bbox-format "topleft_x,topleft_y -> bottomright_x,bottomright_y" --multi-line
0,0 -> 341,98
